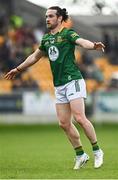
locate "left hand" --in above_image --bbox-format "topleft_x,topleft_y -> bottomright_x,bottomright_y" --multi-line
94,42 -> 105,52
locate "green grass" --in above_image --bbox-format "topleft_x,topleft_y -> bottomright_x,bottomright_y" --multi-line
0,123 -> 118,179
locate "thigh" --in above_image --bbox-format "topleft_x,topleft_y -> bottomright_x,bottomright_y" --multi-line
70,98 -> 86,117
56,103 -> 72,123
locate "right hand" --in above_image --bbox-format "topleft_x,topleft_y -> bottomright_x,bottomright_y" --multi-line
4,68 -> 19,80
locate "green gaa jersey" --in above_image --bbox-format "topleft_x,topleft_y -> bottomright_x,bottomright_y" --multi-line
39,27 -> 83,87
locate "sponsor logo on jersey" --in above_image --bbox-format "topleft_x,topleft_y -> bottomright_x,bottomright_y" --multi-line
49,38 -> 55,44
48,46 -> 59,61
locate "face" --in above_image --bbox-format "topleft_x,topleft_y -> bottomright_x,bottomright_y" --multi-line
46,9 -> 62,30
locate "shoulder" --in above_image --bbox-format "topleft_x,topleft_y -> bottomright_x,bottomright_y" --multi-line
61,28 -> 77,38
62,28 -> 74,34
63,28 -> 78,37
63,28 -> 77,33
63,28 -> 80,43
42,33 -> 50,40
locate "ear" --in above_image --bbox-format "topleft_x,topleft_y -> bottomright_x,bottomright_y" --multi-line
58,16 -> 63,22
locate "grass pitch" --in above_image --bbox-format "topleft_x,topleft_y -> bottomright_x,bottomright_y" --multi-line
0,123 -> 118,179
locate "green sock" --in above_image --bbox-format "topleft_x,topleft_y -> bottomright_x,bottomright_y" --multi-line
75,146 -> 84,156
92,142 -> 100,151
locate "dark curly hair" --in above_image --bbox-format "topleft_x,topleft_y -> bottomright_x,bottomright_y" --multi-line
48,6 -> 69,22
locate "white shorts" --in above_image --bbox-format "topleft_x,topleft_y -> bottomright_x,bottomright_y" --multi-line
55,79 -> 87,104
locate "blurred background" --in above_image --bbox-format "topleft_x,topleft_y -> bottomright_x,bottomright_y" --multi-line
0,1 -> 118,179
0,0 -> 118,124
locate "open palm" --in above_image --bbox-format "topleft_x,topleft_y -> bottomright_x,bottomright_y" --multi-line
4,68 -> 19,80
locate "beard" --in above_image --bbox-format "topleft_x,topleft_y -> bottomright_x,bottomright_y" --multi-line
46,22 -> 58,30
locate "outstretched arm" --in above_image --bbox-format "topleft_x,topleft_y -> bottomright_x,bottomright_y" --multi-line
4,49 -> 44,80
75,38 -> 105,52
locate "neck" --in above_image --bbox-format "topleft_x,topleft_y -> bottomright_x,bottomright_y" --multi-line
50,24 -> 63,35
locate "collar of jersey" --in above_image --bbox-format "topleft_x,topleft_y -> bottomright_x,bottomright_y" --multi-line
50,26 -> 64,35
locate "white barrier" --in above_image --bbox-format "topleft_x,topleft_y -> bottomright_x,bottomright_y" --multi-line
93,90 -> 118,122
23,92 -> 56,116
0,90 -> 118,124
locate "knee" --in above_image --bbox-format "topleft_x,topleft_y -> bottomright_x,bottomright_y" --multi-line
75,114 -> 87,127
59,120 -> 71,131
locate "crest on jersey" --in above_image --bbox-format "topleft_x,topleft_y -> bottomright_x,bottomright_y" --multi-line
57,36 -> 63,42
48,46 -> 59,61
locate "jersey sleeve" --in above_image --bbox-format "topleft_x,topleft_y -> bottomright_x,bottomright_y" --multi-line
67,29 -> 80,44
39,37 -> 46,52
